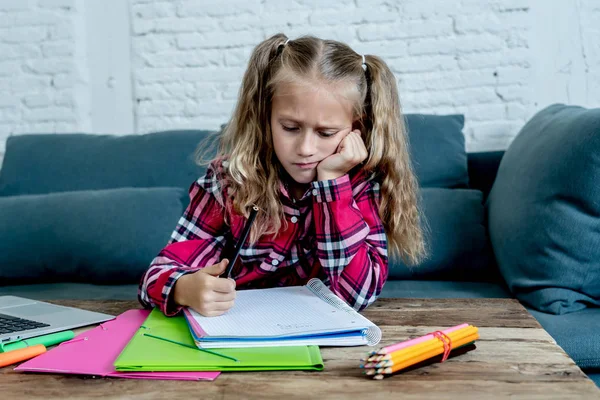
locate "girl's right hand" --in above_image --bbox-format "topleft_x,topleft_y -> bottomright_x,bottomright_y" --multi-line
173,259 -> 237,317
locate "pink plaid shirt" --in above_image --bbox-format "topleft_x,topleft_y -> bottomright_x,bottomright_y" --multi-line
138,159 -> 388,316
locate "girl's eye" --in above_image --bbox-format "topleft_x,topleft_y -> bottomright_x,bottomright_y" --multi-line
282,125 -> 298,132
319,131 -> 337,138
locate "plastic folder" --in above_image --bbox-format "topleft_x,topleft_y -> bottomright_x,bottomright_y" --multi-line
114,308 -> 324,372
15,309 -> 219,381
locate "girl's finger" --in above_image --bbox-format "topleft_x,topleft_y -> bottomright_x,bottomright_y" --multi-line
209,300 -> 235,312
211,290 -> 237,302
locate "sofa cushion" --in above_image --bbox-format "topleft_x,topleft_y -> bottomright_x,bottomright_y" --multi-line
487,104 -> 600,314
0,130 -> 215,197
406,114 -> 468,188
528,308 -> 600,370
389,188 -> 497,281
0,187 -> 185,285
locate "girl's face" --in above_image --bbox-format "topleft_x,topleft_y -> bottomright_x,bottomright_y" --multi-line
271,81 -> 355,189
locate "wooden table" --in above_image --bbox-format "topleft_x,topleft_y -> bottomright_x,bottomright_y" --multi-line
1,298 -> 598,399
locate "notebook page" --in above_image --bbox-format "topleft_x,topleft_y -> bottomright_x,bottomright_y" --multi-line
188,285 -> 365,338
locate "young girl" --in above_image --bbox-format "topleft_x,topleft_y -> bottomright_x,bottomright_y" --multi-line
139,33 -> 424,317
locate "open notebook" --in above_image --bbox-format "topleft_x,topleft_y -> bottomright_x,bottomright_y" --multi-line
183,278 -> 382,348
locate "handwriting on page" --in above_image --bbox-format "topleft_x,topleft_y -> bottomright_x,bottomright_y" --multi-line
189,286 -> 357,337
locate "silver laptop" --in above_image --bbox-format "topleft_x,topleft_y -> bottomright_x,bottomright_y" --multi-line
0,296 -> 114,343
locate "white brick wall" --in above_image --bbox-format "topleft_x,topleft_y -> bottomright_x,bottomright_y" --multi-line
0,0 -> 85,160
1,0 -> 600,165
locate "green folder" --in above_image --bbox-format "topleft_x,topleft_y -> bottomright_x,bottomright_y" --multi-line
114,308 -> 324,372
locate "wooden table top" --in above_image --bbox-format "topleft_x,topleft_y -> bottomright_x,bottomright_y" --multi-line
1,298 -> 598,399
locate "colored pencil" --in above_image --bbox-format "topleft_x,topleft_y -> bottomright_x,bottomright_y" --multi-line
369,326 -> 478,363
368,323 -> 469,356
366,325 -> 475,363
369,343 -> 477,379
371,333 -> 479,378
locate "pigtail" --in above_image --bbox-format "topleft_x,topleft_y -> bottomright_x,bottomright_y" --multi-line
218,33 -> 289,242
363,55 -> 425,265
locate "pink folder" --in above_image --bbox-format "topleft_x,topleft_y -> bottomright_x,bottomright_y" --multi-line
15,309 -> 220,381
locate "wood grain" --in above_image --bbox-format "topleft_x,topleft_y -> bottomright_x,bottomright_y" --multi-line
1,298 -> 598,399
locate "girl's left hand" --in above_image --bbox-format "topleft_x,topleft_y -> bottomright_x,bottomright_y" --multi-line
317,129 -> 368,181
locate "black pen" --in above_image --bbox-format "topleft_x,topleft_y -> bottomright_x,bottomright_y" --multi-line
222,205 -> 259,278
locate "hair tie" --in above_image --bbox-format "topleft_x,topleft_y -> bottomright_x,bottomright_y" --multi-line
361,54 -> 367,71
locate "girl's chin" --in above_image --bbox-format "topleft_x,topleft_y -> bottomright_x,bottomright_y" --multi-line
288,171 -> 317,184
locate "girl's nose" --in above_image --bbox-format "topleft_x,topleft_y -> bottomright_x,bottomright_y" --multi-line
297,131 -> 316,157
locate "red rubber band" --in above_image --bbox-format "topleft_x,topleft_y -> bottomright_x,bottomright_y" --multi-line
431,330 -> 452,362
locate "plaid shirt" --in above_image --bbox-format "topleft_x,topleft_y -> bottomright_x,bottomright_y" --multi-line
138,159 -> 388,316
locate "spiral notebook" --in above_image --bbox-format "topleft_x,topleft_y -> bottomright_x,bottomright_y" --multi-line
183,278 -> 382,349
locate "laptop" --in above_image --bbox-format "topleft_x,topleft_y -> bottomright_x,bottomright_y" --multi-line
0,296 -> 114,344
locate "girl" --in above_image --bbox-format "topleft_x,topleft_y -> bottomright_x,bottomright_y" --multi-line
139,33 -> 424,317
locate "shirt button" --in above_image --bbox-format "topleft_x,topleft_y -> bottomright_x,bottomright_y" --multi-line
312,189 -> 318,196
291,216 -> 298,223
271,259 -> 279,266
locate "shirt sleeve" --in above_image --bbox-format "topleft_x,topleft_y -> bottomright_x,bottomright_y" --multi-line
311,172 -> 388,311
138,161 -> 229,316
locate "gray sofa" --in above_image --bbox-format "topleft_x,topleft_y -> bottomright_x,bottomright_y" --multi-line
0,105 -> 598,386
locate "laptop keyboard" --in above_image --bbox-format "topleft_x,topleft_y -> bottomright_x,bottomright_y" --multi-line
0,313 -> 50,335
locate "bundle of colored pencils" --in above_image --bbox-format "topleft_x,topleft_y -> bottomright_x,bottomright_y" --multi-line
361,323 -> 479,380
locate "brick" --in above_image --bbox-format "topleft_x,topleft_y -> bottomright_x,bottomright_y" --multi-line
138,100 -> 185,116
457,48 -> 529,69
132,2 -> 175,18
52,73 -> 74,89
41,41 -> 74,57
506,102 -> 529,120
23,106 -> 74,122
408,37 -> 458,56
0,26 -> 47,43
48,24 -> 73,40
203,30 -> 264,48
350,41 -> 408,59
141,50 -> 222,68
389,55 -> 457,74
462,103 -> 507,121
182,67 -> 245,83
24,59 -> 72,74
223,47 -> 253,67
176,0 -> 259,18
153,17 -> 216,33
38,0 -> 76,10
136,68 -> 184,84
284,25 -> 357,43
309,9 -> 397,26
134,36 -> 174,53
0,0 -> 31,11
0,10 -> 63,27
0,61 -> 21,76
358,18 -> 453,41
11,76 -> 50,91
54,91 -> 73,106
454,13 -> 504,34
0,108 -> 21,122
24,93 -> 53,108
0,97 -> 19,108
495,84 -> 530,101
495,66 -> 532,85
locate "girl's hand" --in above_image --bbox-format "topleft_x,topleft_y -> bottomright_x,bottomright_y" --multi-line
317,129 -> 368,181
173,259 -> 236,317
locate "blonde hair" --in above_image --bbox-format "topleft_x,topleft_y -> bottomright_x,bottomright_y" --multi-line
198,33 -> 425,265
